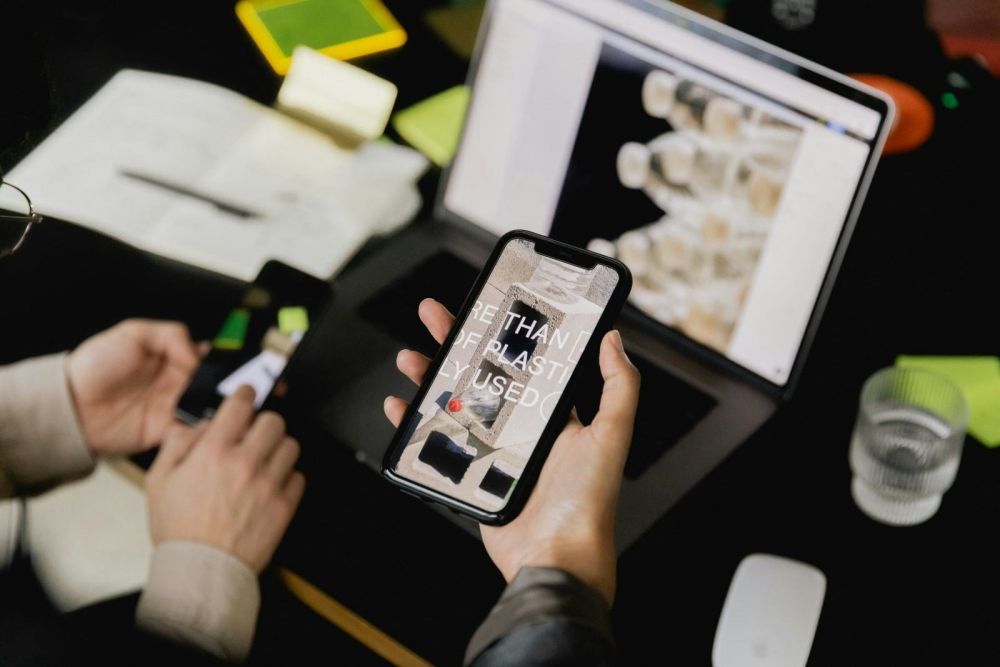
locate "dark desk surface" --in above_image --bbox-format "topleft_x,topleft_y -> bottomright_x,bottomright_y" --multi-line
3,1 -> 999,665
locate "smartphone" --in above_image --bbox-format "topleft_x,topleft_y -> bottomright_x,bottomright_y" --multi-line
176,260 -> 333,424
382,231 -> 632,524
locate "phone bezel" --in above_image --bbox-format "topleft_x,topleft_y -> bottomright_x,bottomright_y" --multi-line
175,260 -> 333,425
381,230 -> 633,525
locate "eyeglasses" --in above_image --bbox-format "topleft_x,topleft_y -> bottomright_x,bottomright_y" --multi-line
1,165 -> 43,259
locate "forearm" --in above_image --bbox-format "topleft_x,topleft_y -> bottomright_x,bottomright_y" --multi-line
0,353 -> 95,498
136,541 -> 261,663
465,567 -> 616,667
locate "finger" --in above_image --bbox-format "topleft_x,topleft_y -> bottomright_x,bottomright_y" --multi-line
397,349 -> 432,386
153,420 -> 208,470
418,299 -> 456,345
127,320 -> 200,372
589,331 -> 641,453
383,396 -> 409,428
243,411 -> 287,461
205,385 -> 257,445
283,471 -> 307,513
267,436 -> 301,486
197,341 -> 212,358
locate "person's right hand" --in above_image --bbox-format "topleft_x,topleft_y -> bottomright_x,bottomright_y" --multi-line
145,386 -> 306,573
385,299 -> 640,606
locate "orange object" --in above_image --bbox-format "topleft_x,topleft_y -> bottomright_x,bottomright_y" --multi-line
850,74 -> 935,154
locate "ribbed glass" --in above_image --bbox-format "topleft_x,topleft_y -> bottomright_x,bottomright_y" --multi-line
849,367 -> 969,526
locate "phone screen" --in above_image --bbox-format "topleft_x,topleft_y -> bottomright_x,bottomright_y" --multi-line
388,238 -> 621,512
177,262 -> 330,422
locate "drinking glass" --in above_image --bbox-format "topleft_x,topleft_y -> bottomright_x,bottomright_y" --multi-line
849,367 -> 969,526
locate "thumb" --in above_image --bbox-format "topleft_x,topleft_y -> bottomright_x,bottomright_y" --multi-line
589,331 -> 640,456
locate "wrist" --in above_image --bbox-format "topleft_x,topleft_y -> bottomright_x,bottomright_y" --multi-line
138,541 -> 260,662
520,537 -> 617,606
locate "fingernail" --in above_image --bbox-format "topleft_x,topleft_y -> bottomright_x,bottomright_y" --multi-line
238,384 -> 256,400
611,330 -> 626,354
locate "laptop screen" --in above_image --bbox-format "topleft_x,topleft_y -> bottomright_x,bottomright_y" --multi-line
441,0 -> 890,387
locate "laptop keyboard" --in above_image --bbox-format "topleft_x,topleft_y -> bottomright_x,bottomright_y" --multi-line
361,251 -> 718,479
359,252 -> 480,357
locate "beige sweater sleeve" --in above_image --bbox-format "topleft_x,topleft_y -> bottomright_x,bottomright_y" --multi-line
137,541 -> 261,663
0,353 -> 96,498
1,354 -> 259,661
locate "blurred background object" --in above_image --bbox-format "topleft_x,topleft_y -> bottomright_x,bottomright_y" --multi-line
849,74 -> 934,154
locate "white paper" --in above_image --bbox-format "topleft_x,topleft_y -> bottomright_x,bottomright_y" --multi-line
10,70 -> 429,280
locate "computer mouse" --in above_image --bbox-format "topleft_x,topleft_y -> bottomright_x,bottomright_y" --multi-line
712,553 -> 826,667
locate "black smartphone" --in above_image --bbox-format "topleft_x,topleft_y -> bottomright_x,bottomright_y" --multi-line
176,260 -> 333,424
382,231 -> 632,524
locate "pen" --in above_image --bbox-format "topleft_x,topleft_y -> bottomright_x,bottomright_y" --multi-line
120,170 -> 261,219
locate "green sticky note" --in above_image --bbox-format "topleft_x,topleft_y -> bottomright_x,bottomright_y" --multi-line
965,382 -> 1000,447
896,356 -> 1000,447
214,309 -> 250,350
391,85 -> 470,166
278,306 -> 310,335
896,356 -> 1000,388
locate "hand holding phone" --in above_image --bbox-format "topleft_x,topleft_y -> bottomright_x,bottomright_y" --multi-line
385,299 -> 640,605
382,232 -> 632,527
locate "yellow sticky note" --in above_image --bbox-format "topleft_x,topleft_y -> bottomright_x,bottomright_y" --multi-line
277,46 -> 398,144
391,86 -> 470,166
278,306 -> 310,335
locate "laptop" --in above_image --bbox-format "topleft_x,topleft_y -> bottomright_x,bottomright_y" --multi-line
298,0 -> 893,550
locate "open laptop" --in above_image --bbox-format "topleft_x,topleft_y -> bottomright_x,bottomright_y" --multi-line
300,0 -> 893,550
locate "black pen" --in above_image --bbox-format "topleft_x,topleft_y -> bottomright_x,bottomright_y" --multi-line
120,170 -> 261,219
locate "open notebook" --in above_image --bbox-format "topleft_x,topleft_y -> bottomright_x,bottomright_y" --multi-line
9,70 -> 429,280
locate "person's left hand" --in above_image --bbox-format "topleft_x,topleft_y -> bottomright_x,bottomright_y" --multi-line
67,319 -> 205,456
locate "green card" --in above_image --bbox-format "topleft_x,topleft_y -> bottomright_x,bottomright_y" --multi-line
391,85 -> 470,167
278,306 -> 310,335
214,309 -> 251,350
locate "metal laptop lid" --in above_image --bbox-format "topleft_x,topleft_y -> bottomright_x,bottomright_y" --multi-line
434,0 -> 894,398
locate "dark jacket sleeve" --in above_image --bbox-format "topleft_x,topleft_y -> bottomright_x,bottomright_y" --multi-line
465,567 -> 616,667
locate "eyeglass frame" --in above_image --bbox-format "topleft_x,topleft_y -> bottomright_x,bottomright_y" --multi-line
0,163 -> 43,259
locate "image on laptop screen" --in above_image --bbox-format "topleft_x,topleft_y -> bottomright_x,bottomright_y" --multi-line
443,0 -> 888,386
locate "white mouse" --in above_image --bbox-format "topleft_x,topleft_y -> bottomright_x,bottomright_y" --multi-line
712,553 -> 826,667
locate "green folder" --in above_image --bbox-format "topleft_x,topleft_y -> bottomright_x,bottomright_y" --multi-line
237,0 -> 407,74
